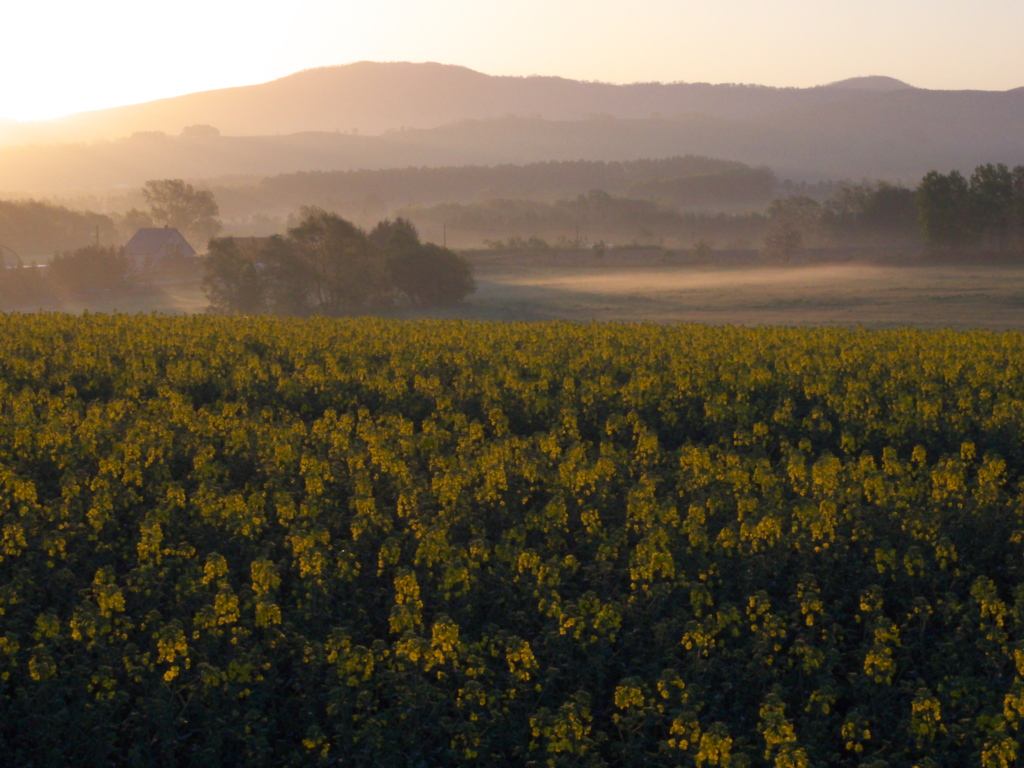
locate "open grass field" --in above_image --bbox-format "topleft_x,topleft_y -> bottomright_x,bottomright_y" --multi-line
12,254 -> 1024,331
453,256 -> 1024,329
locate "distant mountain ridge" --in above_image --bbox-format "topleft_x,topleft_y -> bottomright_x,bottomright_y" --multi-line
0,62 -> 933,145
1,62 -> 1022,193
823,76 -> 914,91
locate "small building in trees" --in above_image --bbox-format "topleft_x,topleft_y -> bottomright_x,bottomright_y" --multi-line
125,227 -> 196,268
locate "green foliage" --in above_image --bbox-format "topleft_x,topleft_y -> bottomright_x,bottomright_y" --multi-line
917,170 -> 973,252
412,190 -> 769,248
628,166 -> 777,207
203,237 -> 267,314
970,164 -> 1016,253
1,316 -> 1024,765
272,208 -> 388,315
48,245 -> 135,298
371,219 -> 475,307
762,197 -> 820,260
916,164 -> 1024,255
142,179 -> 222,247
215,156 -> 761,218
821,182 -> 919,245
371,217 -> 476,307
207,213 -> 473,315
0,199 -> 116,257
391,243 -> 473,307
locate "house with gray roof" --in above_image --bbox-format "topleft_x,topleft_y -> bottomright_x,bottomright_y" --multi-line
125,228 -> 196,268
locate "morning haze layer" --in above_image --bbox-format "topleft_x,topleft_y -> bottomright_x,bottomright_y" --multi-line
1,62 -> 1022,191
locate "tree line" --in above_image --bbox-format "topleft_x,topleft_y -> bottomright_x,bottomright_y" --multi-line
0,200 -> 117,260
761,164 -> 1024,260
0,179 -> 222,262
212,155 -> 768,221
0,244 -> 201,310
3,163 -> 1023,272
403,190 -> 771,250
916,163 -> 1024,254
203,208 -> 474,315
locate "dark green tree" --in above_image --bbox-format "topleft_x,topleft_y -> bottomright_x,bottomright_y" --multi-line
762,196 -> 819,261
271,208 -> 389,315
142,179 -> 222,247
0,199 -> 116,255
1012,164 -> 1024,251
916,170 -> 974,253
48,245 -> 135,298
822,182 -> 918,244
390,243 -> 475,307
761,220 -> 802,262
202,237 -> 267,314
201,213 -> 473,315
371,217 -> 475,307
369,216 -> 420,257
969,163 -> 1015,252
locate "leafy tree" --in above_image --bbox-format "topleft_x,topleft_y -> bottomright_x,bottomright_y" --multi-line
860,182 -> 918,234
692,238 -> 713,261
142,179 -> 222,247
762,196 -> 820,261
116,207 -> 155,242
762,219 -> 802,261
389,243 -> 475,307
0,199 -> 116,256
202,237 -> 267,314
47,244 -> 135,297
916,170 -> 974,253
969,163 -> 1015,252
372,218 -> 475,307
822,182 -> 918,244
202,213 -> 474,315
368,216 -> 420,257
277,208 -> 389,315
179,124 -> 221,140
1010,164 -> 1024,250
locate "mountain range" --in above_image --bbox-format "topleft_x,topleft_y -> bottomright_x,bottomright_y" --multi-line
0,65 -> 920,144
1,62 -> 1022,194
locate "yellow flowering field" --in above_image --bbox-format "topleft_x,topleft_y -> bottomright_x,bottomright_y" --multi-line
1,314 -> 1023,766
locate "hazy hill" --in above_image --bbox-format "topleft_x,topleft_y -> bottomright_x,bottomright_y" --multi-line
0,62 -> 918,146
823,75 -> 912,91
0,63 -> 1022,193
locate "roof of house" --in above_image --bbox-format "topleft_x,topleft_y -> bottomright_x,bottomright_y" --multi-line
125,227 -> 196,257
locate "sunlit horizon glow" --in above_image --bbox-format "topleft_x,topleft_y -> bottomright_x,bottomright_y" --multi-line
4,0 -> 1024,122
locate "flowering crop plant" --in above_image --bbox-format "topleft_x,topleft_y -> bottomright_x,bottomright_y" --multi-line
1,314 -> 1023,767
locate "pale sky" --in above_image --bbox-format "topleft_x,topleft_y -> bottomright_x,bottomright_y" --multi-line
4,0 -> 1024,121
